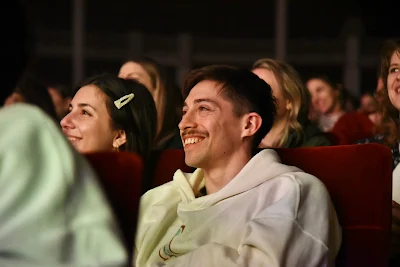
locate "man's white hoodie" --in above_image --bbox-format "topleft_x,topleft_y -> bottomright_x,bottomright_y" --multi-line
135,149 -> 341,267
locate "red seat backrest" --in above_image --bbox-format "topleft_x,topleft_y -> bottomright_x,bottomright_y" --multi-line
152,144 -> 392,266
275,144 -> 392,267
149,149 -> 194,189
331,112 -> 375,145
85,151 -> 143,261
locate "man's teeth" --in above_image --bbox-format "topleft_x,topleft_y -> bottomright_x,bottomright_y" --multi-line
184,137 -> 204,145
68,137 -> 80,141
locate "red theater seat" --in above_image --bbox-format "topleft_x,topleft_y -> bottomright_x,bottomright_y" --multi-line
85,151 -> 143,261
152,144 -> 392,266
275,144 -> 392,267
149,149 -> 194,188
331,112 -> 375,145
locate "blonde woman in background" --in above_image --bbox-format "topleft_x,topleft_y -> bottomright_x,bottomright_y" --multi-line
119,58 -> 183,149
252,58 -> 331,148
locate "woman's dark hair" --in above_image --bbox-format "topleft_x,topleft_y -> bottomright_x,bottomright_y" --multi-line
15,74 -> 58,121
76,73 -> 158,160
121,57 -> 183,149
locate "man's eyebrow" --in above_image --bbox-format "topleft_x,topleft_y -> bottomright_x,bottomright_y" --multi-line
183,98 -> 220,110
194,98 -> 219,107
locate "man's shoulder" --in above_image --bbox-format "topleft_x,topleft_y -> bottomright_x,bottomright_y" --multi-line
283,169 -> 329,195
266,169 -> 327,195
255,149 -> 328,192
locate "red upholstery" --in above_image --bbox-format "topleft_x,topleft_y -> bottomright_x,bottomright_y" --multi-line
151,144 -> 392,266
276,144 -> 392,267
85,151 -> 143,261
331,112 -> 375,145
149,149 -> 194,188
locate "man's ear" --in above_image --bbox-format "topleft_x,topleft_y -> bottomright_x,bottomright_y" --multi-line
241,112 -> 262,139
113,130 -> 127,149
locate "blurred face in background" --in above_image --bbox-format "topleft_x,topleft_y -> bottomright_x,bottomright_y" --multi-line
359,93 -> 377,114
306,78 -> 340,115
118,61 -> 154,94
252,68 -> 290,121
3,92 -> 24,106
48,87 -> 71,119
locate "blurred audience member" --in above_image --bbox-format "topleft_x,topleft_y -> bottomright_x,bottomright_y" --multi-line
307,74 -> 374,144
48,83 -> 72,119
306,74 -> 346,132
252,58 -> 330,148
359,90 -> 382,126
359,92 -> 378,114
119,57 -> 183,149
341,87 -> 360,112
4,74 -> 58,122
0,2 -> 129,266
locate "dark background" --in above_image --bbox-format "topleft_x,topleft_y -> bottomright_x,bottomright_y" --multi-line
23,0 -> 398,93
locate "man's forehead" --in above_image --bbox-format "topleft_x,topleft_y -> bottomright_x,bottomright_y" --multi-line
185,80 -> 224,100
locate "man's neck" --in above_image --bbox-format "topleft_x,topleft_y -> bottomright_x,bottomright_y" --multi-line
203,150 -> 252,195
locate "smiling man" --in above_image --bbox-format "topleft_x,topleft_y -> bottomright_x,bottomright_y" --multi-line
134,65 -> 341,267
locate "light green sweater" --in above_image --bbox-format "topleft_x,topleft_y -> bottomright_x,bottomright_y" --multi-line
0,104 -> 127,267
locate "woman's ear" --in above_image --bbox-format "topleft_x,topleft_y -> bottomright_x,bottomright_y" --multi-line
113,130 -> 127,149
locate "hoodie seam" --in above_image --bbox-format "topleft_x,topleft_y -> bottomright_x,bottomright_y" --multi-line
252,215 -> 329,250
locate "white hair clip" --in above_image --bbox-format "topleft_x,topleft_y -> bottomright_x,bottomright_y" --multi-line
114,93 -> 135,109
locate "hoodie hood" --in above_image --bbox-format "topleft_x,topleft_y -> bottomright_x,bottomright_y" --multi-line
172,149 -> 302,210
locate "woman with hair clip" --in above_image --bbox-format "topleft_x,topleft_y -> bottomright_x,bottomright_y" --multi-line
61,73 -> 158,161
119,57 -> 183,149
252,58 -> 331,148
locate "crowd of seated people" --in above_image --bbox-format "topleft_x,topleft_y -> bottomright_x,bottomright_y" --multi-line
1,1 -> 400,267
